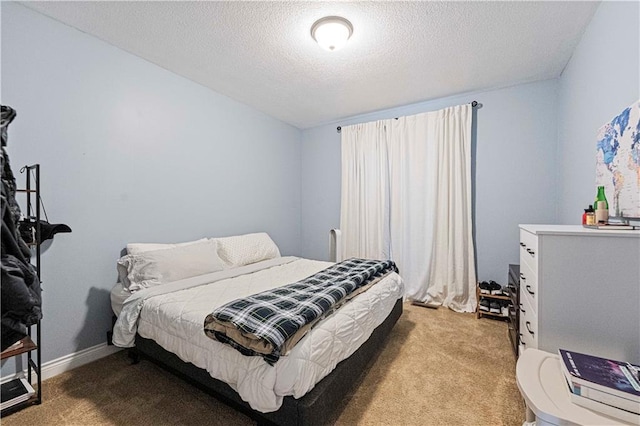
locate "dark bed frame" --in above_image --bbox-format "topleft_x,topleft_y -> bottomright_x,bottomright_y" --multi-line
132,298 -> 403,426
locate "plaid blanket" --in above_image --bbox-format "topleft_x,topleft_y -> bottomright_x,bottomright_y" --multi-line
204,258 -> 398,365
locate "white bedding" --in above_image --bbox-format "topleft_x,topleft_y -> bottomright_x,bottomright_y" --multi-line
112,256 -> 404,413
110,282 -> 129,317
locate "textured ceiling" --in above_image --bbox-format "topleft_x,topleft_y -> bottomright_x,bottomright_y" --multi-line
22,1 -> 599,129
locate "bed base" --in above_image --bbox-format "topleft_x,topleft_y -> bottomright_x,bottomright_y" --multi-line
134,298 -> 403,426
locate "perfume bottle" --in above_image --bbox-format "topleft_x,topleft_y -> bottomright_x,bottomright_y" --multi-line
582,206 -> 591,225
585,205 -> 595,225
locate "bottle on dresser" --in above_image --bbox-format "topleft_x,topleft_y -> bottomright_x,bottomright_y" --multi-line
594,186 -> 609,224
584,205 -> 595,225
595,201 -> 609,224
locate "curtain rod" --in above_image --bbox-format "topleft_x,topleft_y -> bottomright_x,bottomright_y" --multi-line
336,100 -> 481,134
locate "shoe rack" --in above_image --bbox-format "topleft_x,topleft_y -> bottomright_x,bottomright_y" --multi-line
1,164 -> 42,417
476,282 -> 510,320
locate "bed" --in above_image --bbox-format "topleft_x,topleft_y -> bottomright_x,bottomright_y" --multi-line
111,233 -> 404,425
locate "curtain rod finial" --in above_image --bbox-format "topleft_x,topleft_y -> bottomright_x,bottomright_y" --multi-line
337,126 -> 342,133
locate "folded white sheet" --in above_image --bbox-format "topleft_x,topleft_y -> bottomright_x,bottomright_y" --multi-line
110,282 -> 129,317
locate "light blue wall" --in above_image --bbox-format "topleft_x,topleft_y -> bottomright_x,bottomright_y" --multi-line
301,80 -> 559,283
557,1 -> 640,223
1,3 -> 301,367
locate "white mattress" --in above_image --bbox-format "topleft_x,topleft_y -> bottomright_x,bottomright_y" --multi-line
112,256 -> 404,413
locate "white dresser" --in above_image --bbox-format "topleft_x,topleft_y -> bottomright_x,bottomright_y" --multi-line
518,225 -> 640,364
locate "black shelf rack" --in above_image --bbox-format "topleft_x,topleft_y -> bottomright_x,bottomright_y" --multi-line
1,164 -> 42,416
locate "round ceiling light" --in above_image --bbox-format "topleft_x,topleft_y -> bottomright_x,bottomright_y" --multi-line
310,16 -> 353,52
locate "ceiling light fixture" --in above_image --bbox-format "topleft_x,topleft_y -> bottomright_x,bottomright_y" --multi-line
311,16 -> 353,52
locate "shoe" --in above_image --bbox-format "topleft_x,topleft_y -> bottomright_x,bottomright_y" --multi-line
479,298 -> 490,312
489,281 -> 503,295
479,281 -> 491,294
489,300 -> 501,314
501,301 -> 510,316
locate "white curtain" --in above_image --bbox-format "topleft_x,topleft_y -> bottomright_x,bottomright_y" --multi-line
340,104 -> 477,312
340,121 -> 390,260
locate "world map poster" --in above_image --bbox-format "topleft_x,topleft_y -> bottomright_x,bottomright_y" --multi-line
596,100 -> 640,219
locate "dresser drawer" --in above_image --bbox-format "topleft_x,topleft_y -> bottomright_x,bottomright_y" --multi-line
519,261 -> 537,313
519,292 -> 538,350
519,229 -> 538,270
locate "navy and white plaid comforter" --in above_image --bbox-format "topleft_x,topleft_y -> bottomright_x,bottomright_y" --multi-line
204,258 -> 398,365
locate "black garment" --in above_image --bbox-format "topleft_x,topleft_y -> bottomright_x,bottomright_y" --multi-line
1,105 -> 42,351
1,255 -> 41,349
19,219 -> 72,244
1,106 -> 21,231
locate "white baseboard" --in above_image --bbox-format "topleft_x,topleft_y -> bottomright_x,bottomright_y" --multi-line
1,343 -> 122,384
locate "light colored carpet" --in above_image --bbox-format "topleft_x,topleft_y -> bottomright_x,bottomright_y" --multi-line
2,303 -> 525,425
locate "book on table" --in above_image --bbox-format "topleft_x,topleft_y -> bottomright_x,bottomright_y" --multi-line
0,378 -> 35,410
568,391 -> 640,425
559,349 -> 640,414
582,224 -> 638,230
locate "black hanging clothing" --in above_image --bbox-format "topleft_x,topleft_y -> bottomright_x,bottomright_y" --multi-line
19,219 -> 72,245
1,105 -> 42,351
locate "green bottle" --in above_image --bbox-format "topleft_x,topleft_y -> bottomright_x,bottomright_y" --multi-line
595,186 -> 608,210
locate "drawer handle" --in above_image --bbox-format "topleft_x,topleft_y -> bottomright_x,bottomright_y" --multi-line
519,303 -> 525,313
520,274 -> 526,282
526,248 -> 536,257
526,285 -> 535,295
526,321 -> 535,336
519,242 -> 526,247
519,333 -> 526,346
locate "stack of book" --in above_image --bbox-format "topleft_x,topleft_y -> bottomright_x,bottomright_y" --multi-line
583,223 -> 638,230
0,378 -> 35,410
559,349 -> 640,424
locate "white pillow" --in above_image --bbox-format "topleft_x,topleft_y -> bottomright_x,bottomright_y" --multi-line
117,239 -> 224,292
126,238 -> 208,255
214,232 -> 281,268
